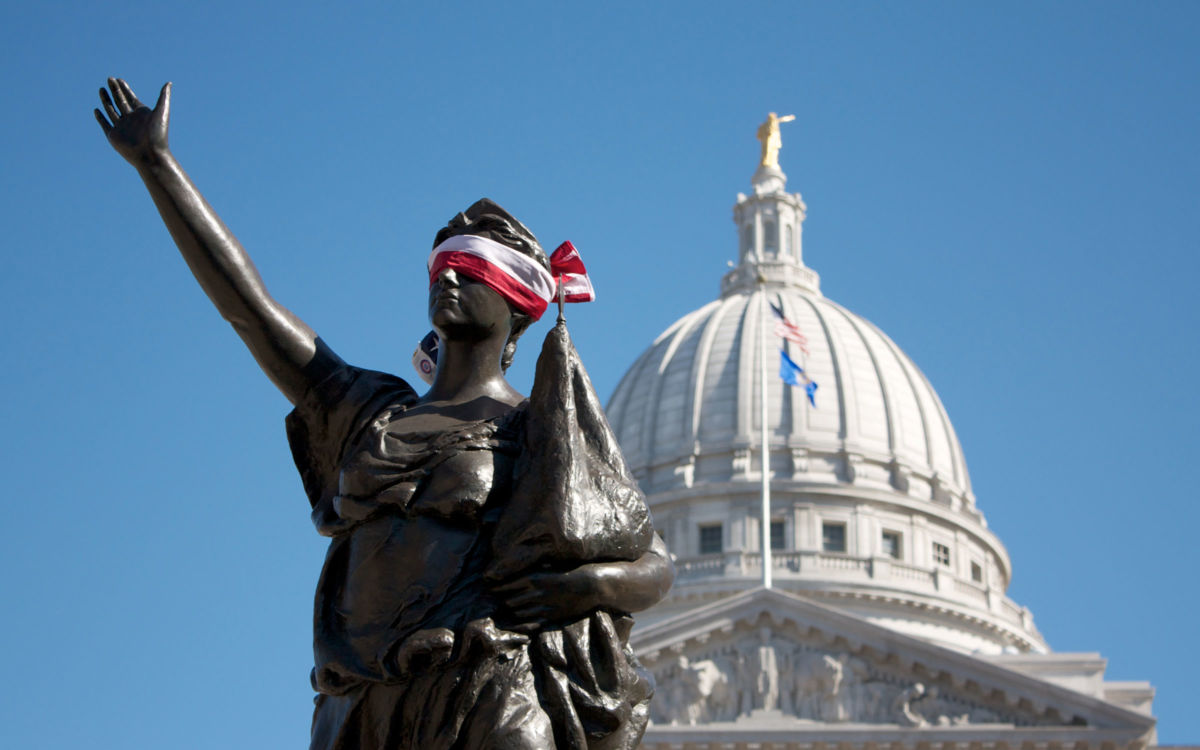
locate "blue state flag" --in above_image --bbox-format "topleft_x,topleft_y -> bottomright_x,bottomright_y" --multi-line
779,349 -> 818,407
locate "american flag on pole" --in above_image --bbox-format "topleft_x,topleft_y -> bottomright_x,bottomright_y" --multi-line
769,301 -> 810,354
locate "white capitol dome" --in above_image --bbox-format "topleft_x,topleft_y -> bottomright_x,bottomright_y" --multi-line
609,165 -> 1046,655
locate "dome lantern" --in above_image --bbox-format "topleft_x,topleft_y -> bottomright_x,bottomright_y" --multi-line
722,120 -> 820,298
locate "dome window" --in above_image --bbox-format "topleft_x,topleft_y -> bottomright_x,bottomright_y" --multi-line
933,542 -> 952,567
971,561 -> 984,583
699,523 -> 723,555
763,219 -> 777,255
770,519 -> 787,550
882,530 -> 902,559
822,522 -> 846,553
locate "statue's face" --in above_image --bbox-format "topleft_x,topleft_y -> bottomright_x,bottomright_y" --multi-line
429,267 -> 513,342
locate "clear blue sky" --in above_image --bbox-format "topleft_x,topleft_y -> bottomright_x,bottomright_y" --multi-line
2,1 -> 1196,746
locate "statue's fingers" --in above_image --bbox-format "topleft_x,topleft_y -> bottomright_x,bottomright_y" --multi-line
118,78 -> 144,110
108,77 -> 132,114
93,108 -> 113,134
491,578 -> 533,595
99,88 -> 120,124
153,82 -> 172,120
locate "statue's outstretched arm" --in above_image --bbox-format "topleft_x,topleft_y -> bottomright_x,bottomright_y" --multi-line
494,534 -> 675,625
94,78 -> 344,405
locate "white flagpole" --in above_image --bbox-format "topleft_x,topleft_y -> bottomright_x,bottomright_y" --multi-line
759,287 -> 773,589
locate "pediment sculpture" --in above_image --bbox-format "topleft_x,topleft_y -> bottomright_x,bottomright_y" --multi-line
648,626 -> 1036,728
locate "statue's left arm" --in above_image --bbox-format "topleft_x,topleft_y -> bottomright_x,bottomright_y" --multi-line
93,78 -> 345,406
494,534 -> 674,624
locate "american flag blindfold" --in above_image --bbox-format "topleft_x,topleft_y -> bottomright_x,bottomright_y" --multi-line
428,234 -> 594,320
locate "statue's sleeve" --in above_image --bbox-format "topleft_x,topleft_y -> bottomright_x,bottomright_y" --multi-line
285,365 -> 418,531
486,321 -> 654,582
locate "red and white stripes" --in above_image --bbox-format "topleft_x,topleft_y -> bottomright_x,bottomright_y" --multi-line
429,234 -> 558,318
548,241 -> 595,304
428,234 -> 595,320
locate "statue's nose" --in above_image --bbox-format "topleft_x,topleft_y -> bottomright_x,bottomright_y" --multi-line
437,268 -> 460,288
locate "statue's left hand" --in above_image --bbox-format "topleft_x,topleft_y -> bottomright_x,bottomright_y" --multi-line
94,77 -> 171,167
493,535 -> 673,628
492,564 -> 613,626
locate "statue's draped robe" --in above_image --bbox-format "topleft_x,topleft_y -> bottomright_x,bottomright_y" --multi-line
286,322 -> 655,750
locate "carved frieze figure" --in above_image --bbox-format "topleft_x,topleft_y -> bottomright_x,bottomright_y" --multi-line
94,78 -> 674,750
893,682 -> 930,727
787,650 -> 847,721
750,627 -> 781,712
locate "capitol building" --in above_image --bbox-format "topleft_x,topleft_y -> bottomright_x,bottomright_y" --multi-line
609,122 -> 1158,750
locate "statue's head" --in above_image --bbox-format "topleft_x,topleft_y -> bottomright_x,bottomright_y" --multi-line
433,198 -> 548,269
429,198 -> 550,371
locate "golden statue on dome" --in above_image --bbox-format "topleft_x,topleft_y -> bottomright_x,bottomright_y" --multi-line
756,111 -> 795,169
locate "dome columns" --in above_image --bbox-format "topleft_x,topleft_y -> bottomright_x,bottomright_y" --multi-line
733,189 -> 806,266
724,168 -> 818,297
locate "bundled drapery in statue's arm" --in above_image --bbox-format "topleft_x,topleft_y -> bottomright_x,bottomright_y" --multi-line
487,319 -> 658,750
489,319 -> 653,579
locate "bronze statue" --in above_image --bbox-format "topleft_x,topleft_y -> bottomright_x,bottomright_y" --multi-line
95,77 -> 673,750
756,111 -> 796,169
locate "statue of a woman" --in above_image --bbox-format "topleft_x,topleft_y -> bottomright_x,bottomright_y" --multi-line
95,78 -> 673,750
756,111 -> 796,169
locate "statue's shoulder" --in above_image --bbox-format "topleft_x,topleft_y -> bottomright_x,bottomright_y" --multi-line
299,364 -> 419,418
285,364 -> 420,459
286,365 -> 420,512
346,366 -> 421,407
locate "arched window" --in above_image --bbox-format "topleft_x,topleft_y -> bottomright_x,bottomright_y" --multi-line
741,224 -> 754,259
763,219 -> 777,255
784,224 -> 793,257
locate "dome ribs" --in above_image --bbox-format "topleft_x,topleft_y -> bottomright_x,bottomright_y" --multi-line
733,292 -> 759,445
640,305 -> 714,490
838,304 -> 902,457
651,308 -> 707,454
610,308 -> 700,477
867,319 -> 964,497
822,299 -> 892,460
690,295 -> 743,453
607,340 -> 659,464
849,310 -> 931,476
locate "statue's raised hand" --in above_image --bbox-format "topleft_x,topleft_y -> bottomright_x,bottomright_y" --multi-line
94,78 -> 171,167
